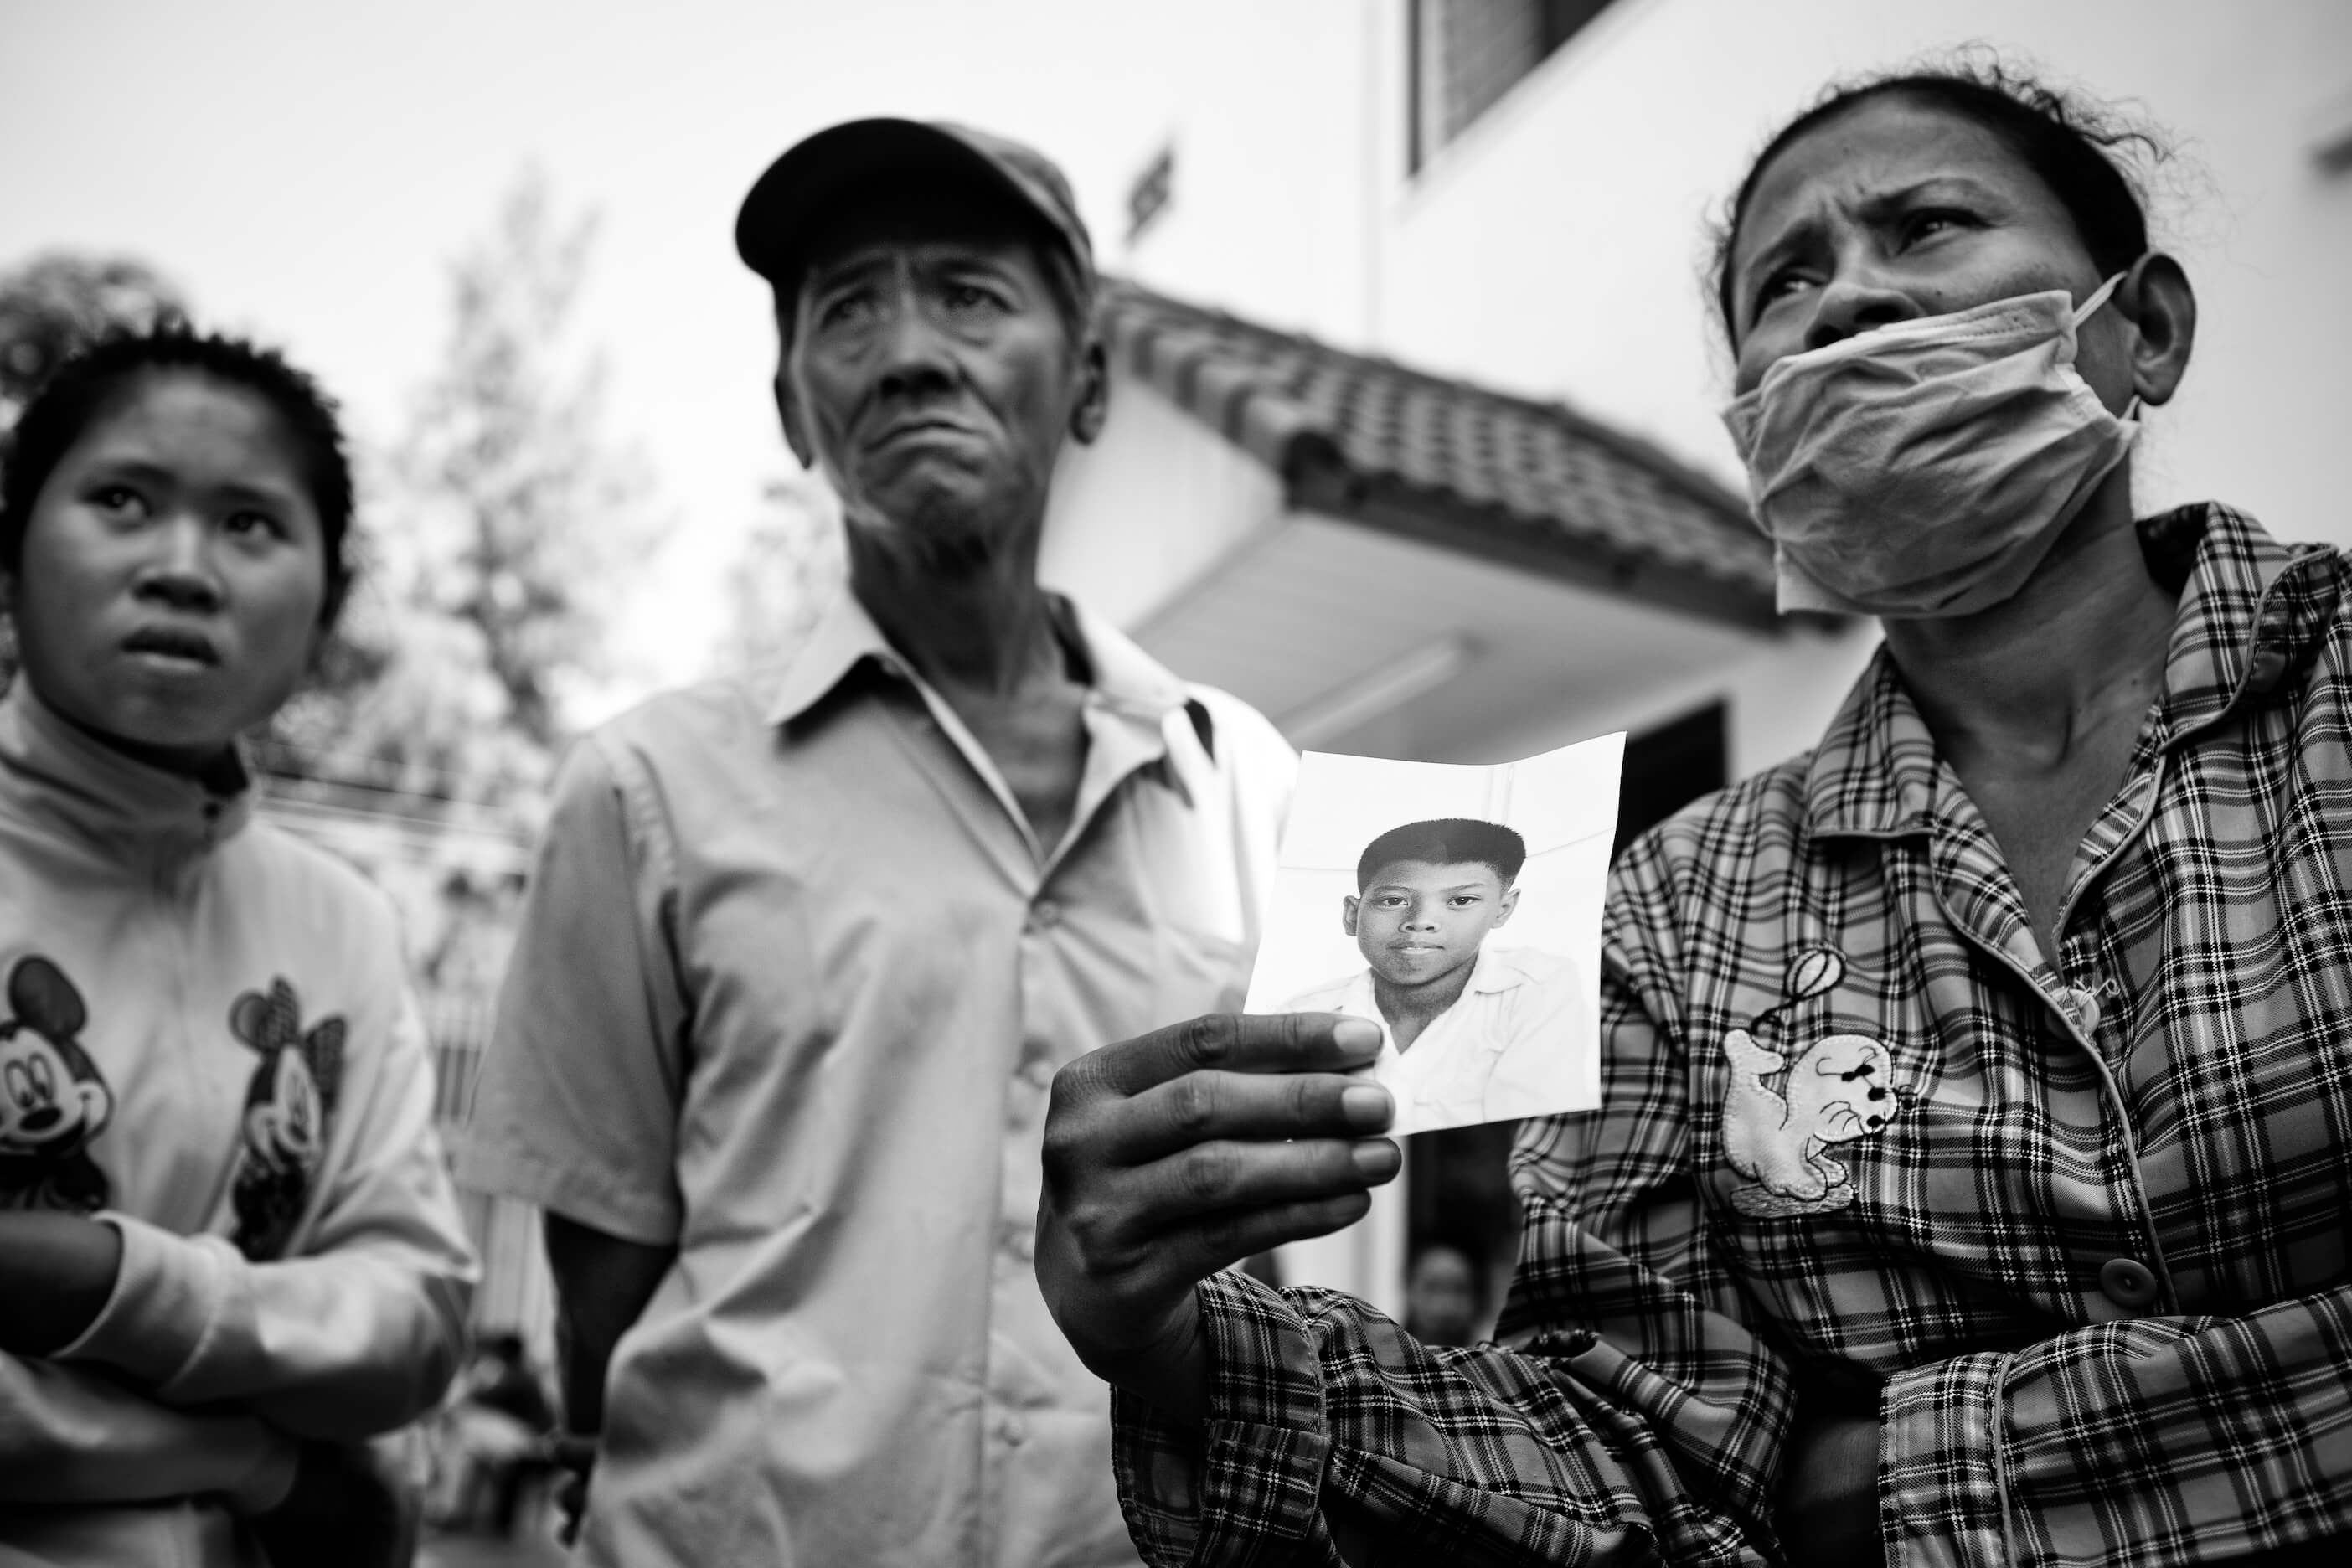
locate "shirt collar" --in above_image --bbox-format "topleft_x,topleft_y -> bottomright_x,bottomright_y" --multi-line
1800,647 -> 1941,839
0,680 -> 256,863
1804,505 -> 2336,839
1071,598 -> 1198,732
761,586 -> 1216,798
766,590 -> 1194,721
1463,945 -> 1537,993
761,590 -> 899,729
2148,503 -> 2340,745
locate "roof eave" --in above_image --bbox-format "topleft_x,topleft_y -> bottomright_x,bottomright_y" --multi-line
1282,447 -> 1787,635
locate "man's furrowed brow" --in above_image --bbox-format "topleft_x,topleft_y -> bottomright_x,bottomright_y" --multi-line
802,249 -> 895,298
913,240 -> 1041,290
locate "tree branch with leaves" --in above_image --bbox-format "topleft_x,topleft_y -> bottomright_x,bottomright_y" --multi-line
274,168 -> 653,812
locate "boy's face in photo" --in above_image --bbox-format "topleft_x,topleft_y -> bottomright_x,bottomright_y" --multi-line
1344,859 -> 1519,988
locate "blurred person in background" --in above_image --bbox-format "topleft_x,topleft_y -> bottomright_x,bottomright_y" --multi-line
459,119 -> 1292,1566
432,1330 -> 555,1540
1036,57 -> 2352,1567
0,329 -> 476,1567
1400,1240 -> 1487,1349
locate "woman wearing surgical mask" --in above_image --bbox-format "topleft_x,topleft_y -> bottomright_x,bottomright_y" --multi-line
1040,60 -> 2350,1568
1717,74 -> 2195,977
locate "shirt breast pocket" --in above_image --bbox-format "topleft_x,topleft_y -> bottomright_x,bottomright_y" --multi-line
1153,925 -> 1252,1027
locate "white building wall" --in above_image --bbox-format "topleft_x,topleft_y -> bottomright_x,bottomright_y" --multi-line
1040,365 -> 1287,627
1096,0 -> 1382,342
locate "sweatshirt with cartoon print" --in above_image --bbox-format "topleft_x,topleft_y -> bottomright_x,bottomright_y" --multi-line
0,683 -> 477,1566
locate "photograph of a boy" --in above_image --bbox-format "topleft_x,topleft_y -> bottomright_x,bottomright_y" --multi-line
1281,817 -> 1584,1136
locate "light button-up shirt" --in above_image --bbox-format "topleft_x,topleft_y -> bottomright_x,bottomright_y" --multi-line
461,591 -> 1293,1568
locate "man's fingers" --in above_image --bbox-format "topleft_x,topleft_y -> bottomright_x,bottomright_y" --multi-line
1172,1191 -> 1382,1286
1079,1012 -> 1385,1100
1038,1179 -> 1384,1389
1137,1134 -> 1400,1231
1036,1012 -> 1399,1395
1051,1132 -> 1398,1279
1050,1173 -> 1390,1349
1116,1067 -> 1393,1163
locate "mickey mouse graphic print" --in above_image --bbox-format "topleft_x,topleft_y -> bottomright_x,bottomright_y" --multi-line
226,977 -> 346,1260
0,955 -> 116,1213
0,958 -> 348,1261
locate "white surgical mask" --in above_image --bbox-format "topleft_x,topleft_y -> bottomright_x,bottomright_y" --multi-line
1723,274 -> 2138,618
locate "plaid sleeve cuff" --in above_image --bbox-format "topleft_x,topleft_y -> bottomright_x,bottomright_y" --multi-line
1111,1269 -> 1334,1565
1881,1349 -> 2015,1568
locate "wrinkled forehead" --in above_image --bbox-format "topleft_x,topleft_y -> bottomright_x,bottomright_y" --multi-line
1362,859 -> 1506,895
1732,92 -> 2064,277
789,186 -> 1058,302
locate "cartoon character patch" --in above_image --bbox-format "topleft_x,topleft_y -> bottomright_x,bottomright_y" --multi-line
227,977 -> 345,1261
1720,948 -> 1906,1219
0,956 -> 115,1213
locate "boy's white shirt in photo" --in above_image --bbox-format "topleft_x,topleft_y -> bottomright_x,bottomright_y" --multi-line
1282,945 -> 1585,1135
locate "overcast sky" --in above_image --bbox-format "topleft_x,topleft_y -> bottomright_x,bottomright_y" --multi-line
0,0 -> 1200,711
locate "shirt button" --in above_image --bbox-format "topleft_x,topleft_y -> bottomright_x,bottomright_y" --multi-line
1002,1223 -> 1035,1262
1021,1055 -> 1055,1091
999,1414 -> 1027,1446
1029,900 -> 1061,931
2098,1256 -> 2159,1310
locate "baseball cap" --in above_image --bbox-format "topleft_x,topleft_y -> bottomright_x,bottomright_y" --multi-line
735,118 -> 1096,301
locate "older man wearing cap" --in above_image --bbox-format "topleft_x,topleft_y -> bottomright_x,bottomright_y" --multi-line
458,119 -> 1293,1565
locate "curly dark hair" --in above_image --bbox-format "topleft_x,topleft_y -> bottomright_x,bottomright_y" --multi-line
1,326 -> 357,632
1710,54 -> 2176,343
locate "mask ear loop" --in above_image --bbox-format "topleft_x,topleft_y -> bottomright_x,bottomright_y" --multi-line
2071,271 -> 2145,429
2071,271 -> 2130,327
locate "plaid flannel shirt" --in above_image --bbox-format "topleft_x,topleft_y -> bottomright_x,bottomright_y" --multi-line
1112,504 -> 2352,1567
